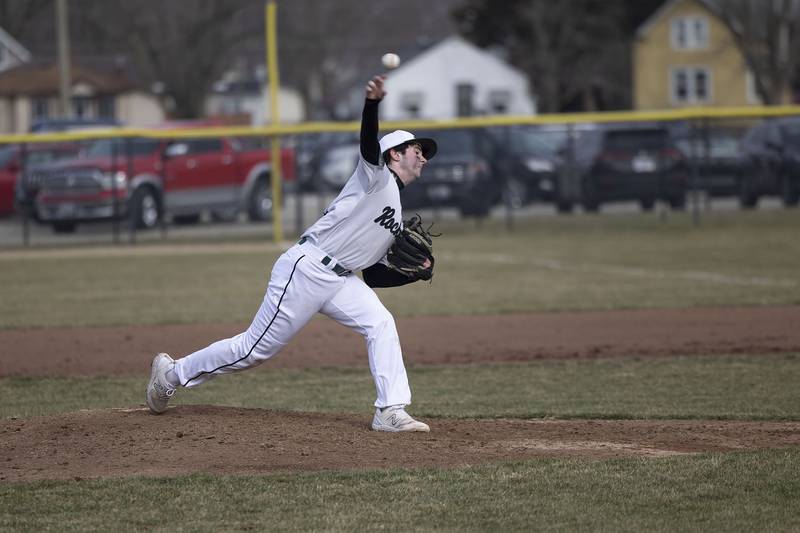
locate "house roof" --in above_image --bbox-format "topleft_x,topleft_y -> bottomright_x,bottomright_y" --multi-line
636,0 -> 720,39
0,26 -> 32,63
0,60 -> 136,96
390,35 -> 526,81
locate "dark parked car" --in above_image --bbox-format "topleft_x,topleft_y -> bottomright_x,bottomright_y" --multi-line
294,132 -> 360,192
738,117 -> 800,207
316,139 -> 360,192
554,123 -> 689,212
674,129 -> 743,197
488,125 -> 565,207
401,128 -> 504,217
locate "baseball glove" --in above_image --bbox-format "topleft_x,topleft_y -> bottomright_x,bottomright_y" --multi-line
386,215 -> 438,282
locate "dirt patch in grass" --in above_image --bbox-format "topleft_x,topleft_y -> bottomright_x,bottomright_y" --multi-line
2,306 -> 800,378
2,406 -> 799,482
2,306 -> 799,482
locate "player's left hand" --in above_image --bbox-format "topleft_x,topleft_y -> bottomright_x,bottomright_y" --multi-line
386,215 -> 438,282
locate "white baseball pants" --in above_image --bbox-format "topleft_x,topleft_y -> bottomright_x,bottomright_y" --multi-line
172,241 -> 412,408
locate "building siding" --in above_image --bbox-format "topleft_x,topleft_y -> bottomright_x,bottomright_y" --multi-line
634,0 -> 752,110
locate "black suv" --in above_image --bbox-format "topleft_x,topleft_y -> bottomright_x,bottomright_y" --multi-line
738,117 -> 800,207
554,124 -> 689,212
673,128 -> 743,198
488,125 -> 564,207
401,128 -> 504,217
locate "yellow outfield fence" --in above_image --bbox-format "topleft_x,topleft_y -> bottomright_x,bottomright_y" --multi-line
2,104 -> 800,145
1,104 -> 800,248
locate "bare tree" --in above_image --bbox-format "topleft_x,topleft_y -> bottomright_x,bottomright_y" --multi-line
518,1 -> 629,112
71,0 -> 264,118
711,0 -> 800,104
452,0 -> 663,112
0,0 -> 459,119
1,0 -> 264,118
0,0 -> 52,46
277,0 -> 461,119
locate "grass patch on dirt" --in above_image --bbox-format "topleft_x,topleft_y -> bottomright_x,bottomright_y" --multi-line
2,209 -> 800,329
3,354 -> 798,421
2,448 -> 798,532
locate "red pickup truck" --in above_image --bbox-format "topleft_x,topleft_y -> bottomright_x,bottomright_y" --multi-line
0,143 -> 82,217
34,135 -> 295,233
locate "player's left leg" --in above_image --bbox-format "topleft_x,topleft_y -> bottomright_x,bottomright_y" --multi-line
320,276 -> 428,432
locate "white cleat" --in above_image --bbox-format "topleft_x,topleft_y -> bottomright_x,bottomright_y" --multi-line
371,406 -> 430,432
146,353 -> 176,414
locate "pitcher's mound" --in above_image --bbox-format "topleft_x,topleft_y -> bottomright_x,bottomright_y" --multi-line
3,405 -> 799,482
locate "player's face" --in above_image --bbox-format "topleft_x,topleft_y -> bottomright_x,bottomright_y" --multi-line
397,143 -> 427,181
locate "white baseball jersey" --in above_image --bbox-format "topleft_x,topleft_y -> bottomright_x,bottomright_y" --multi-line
301,155 -> 402,271
169,97 -> 419,413
173,149 -> 414,408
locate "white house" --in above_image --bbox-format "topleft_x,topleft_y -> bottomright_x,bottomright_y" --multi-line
0,26 -> 31,73
381,36 -> 536,120
205,76 -> 306,125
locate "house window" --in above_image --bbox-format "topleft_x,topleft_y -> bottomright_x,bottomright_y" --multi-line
221,97 -> 242,115
694,69 -> 708,100
97,96 -> 115,119
746,70 -> 761,104
488,90 -> 511,114
71,96 -> 92,118
456,83 -> 475,117
401,92 -> 423,118
671,66 -> 712,104
671,16 -> 709,50
31,97 -> 49,120
674,70 -> 688,101
185,138 -> 224,154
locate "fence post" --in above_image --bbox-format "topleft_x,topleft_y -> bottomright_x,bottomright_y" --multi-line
126,138 -> 137,244
159,141 -> 168,240
293,137 -> 304,238
503,126 -> 514,231
20,143 -> 30,246
111,137 -> 120,243
702,118 -> 712,212
565,123 -> 576,213
689,119 -> 701,226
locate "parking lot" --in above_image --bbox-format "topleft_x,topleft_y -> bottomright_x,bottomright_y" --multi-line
0,189 -> 784,250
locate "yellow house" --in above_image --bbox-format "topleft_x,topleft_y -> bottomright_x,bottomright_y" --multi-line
633,0 -> 762,110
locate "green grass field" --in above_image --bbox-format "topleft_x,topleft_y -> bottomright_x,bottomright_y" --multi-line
2,208 -> 799,329
2,209 -> 799,531
3,355 -> 799,420
3,450 -> 799,532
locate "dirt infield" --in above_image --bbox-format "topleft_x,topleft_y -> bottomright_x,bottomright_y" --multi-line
3,306 -> 800,378
2,306 -> 799,482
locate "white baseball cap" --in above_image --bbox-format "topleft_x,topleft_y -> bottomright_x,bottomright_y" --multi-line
379,130 -> 437,160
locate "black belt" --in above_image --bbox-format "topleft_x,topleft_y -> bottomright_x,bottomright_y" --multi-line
298,237 -> 351,276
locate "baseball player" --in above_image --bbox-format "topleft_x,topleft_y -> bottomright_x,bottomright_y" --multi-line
146,74 -> 438,432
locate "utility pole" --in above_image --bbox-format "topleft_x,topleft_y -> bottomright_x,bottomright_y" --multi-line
56,0 -> 71,118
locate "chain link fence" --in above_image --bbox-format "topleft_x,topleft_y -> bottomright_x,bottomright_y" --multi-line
0,107 -> 798,248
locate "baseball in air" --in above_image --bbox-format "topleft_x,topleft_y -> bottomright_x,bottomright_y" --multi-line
382,53 -> 401,70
